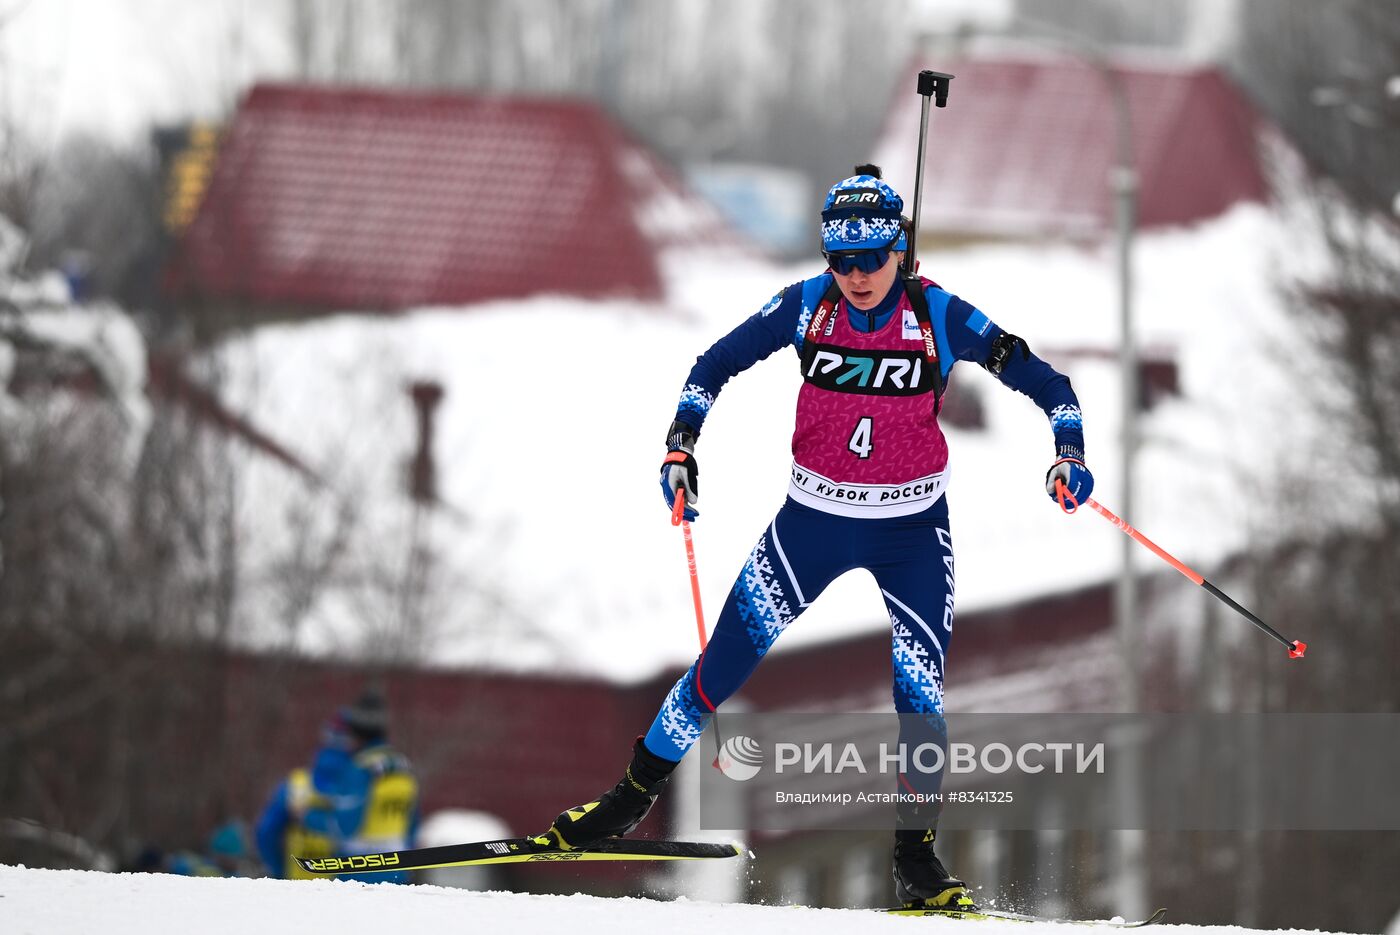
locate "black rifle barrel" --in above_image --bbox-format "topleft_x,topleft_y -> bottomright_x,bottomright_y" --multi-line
905,70 -> 954,275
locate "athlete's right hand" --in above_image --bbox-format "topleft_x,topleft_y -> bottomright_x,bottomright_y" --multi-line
660,420 -> 700,521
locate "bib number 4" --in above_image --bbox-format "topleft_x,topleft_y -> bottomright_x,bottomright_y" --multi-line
848,417 -> 874,459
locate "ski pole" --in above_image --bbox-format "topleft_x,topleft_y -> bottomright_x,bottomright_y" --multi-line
671,492 -> 729,769
671,492 -> 707,650
902,69 -> 955,276
1054,480 -> 1307,659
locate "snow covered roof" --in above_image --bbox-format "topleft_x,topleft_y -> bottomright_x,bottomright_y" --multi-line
214,204 -> 1297,684
166,84 -> 741,312
872,47 -> 1271,239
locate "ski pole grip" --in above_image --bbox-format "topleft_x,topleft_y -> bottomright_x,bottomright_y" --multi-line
671,489 -> 685,526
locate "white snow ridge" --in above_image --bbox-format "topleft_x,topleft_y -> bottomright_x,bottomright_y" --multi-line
0,865 -> 1360,935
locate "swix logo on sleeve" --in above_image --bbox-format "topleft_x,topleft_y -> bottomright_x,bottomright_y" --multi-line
803,344 -> 935,396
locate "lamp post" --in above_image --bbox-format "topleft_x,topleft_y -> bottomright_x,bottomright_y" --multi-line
950,18 -> 1143,915
1004,18 -> 1140,716
1110,116 -> 1140,721
1012,22 -> 1145,918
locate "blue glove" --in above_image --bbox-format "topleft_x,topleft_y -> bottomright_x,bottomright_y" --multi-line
660,420 -> 699,521
1045,456 -> 1093,510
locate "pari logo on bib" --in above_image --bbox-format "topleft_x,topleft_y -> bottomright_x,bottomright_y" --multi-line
804,346 -> 933,396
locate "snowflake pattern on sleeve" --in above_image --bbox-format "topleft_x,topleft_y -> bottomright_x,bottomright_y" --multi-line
794,299 -> 815,348
677,383 -> 716,426
1050,404 -> 1083,433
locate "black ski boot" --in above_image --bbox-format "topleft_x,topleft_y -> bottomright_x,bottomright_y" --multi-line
892,829 -> 978,910
546,738 -> 678,849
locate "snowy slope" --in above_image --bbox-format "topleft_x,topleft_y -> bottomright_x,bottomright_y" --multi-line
212,204 -> 1311,682
0,865 -> 1361,935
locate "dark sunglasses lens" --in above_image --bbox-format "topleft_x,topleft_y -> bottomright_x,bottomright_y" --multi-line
829,248 -> 889,275
861,249 -> 890,273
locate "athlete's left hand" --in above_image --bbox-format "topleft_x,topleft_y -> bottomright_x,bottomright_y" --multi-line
1045,457 -> 1093,510
660,420 -> 700,522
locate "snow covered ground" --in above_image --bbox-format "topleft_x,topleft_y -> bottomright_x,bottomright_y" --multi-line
0,865 -> 1363,935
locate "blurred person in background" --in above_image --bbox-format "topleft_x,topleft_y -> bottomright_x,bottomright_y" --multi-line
255,687 -> 420,883
163,820 -> 256,877
546,170 -> 1093,911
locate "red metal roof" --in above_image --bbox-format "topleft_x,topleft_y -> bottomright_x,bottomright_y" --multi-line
873,49 -> 1270,239
168,84 -> 735,311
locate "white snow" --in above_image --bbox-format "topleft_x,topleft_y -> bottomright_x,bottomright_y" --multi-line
0,215 -> 31,272
9,303 -> 152,457
210,203 -> 1311,683
0,216 -> 153,579
0,864 -> 1362,935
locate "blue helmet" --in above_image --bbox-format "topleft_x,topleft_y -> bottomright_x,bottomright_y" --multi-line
820,174 -> 908,253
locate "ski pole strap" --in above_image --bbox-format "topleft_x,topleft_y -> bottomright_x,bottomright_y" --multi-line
1054,477 -> 1080,514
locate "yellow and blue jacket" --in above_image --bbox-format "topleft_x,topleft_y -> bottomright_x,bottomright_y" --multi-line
255,742 -> 420,882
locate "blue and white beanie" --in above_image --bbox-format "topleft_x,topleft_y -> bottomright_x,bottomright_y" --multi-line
820,175 -> 908,253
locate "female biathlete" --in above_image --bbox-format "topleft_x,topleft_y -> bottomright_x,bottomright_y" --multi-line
546,171 -> 1093,910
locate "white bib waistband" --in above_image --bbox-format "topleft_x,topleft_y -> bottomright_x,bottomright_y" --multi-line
788,462 -> 949,518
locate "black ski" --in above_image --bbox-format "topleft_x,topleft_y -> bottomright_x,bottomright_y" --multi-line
882,905 -> 1168,927
293,835 -> 745,875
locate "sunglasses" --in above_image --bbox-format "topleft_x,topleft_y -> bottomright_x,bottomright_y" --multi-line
823,246 -> 894,275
